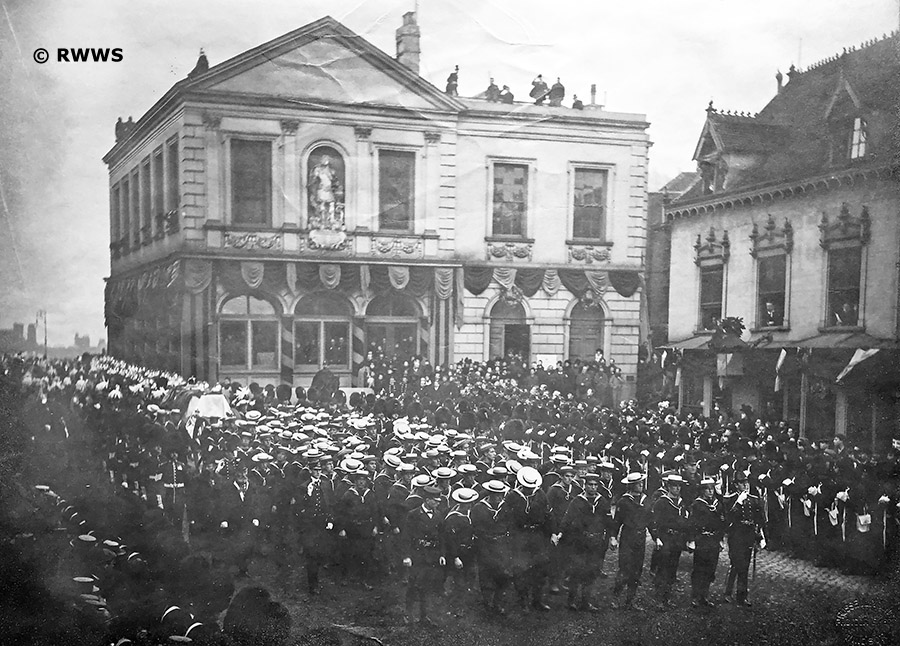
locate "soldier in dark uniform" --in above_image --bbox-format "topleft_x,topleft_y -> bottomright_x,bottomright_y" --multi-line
546,465 -> 576,593
650,473 -> 688,608
296,454 -> 334,595
471,479 -> 510,613
442,487 -> 479,612
559,472 -> 611,611
723,470 -> 766,606
403,485 -> 446,625
496,466 -> 552,611
595,461 -> 617,577
688,477 -> 725,607
612,472 -> 649,611
337,468 -> 379,587
385,463 -> 415,571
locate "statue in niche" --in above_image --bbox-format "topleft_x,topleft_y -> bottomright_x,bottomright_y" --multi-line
307,148 -> 345,231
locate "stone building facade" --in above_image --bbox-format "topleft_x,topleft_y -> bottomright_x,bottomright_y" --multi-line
103,14 -> 650,395
661,32 -> 900,449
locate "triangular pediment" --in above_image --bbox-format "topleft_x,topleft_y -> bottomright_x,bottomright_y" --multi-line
692,119 -> 721,161
824,75 -> 862,120
190,17 -> 461,113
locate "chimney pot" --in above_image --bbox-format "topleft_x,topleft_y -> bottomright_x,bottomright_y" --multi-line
396,11 -> 421,75
590,84 -> 596,105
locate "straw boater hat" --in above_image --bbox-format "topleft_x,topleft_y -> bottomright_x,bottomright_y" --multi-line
482,480 -> 509,494
451,488 -> 479,504
621,472 -> 646,485
516,466 -> 542,489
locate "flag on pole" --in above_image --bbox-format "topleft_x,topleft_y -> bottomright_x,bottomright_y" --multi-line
835,348 -> 880,383
774,348 -> 787,392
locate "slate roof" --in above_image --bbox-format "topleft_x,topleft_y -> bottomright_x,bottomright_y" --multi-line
674,30 -> 900,204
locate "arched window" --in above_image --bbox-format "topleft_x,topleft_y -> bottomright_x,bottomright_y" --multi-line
294,292 -> 352,370
489,299 -> 529,361
365,294 -> 420,360
219,295 -> 279,371
307,146 -> 345,231
568,301 -> 604,361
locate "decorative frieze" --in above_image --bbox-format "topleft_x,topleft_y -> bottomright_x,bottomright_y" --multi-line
301,231 -> 353,255
749,214 -> 793,257
373,237 -> 424,259
819,202 -> 870,248
694,227 -> 730,265
486,240 -> 533,262
280,119 -> 300,135
224,232 -> 283,251
567,244 -> 611,264
354,126 -> 373,140
202,113 -> 222,130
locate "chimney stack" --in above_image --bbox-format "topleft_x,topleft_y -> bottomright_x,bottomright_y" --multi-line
590,84 -> 596,105
396,11 -> 421,75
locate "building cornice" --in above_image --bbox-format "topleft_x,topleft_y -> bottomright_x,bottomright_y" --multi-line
666,164 -> 893,220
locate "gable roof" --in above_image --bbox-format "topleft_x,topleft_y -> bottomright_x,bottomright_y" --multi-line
674,30 -> 900,205
105,16 -> 464,164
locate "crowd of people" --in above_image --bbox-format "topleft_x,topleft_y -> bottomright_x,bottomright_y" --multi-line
5,350 -> 899,627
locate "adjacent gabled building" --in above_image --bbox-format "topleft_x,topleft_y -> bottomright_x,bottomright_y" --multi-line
662,31 -> 900,449
103,14 -> 650,395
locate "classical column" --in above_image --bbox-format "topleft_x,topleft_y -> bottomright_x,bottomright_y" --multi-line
281,120 -> 300,229
354,126 -> 373,231
202,114 -> 222,223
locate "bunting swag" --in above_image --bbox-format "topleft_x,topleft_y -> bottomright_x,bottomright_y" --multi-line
493,267 -> 516,290
542,269 -> 560,296
455,268 -> 465,328
240,261 -> 265,290
585,270 -> 610,294
388,266 -> 410,291
319,264 -> 341,290
295,263 -> 319,291
184,259 -> 212,294
609,270 -> 641,298
515,268 -> 545,297
558,268 -> 590,298
434,267 -> 454,301
338,264 -> 360,293
406,267 -> 433,297
464,266 -> 494,295
368,265 -> 392,294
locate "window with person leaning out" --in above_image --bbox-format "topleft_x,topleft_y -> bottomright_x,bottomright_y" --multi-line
833,300 -> 859,327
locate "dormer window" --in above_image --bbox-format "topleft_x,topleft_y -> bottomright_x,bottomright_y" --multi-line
849,117 -> 867,159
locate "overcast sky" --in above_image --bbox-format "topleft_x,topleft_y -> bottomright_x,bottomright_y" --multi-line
0,0 -> 896,346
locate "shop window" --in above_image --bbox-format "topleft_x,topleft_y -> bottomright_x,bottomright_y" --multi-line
294,292 -> 352,370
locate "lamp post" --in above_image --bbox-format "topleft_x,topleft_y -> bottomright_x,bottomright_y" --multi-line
36,310 -> 47,358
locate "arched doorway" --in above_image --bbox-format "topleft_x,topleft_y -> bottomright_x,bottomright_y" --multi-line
568,301 -> 604,361
365,293 -> 421,360
489,300 -> 530,361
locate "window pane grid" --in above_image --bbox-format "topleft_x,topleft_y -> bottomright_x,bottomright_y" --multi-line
492,163 -> 527,237
699,266 -> 723,330
232,140 -> 272,225
828,247 -> 861,326
573,168 -> 606,240
850,118 -> 867,159
757,255 -> 786,326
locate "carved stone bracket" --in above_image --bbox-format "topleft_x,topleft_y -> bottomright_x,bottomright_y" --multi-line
224,232 -> 283,251
280,119 -> 300,135
202,113 -> 222,130
300,231 -> 353,255
373,237 -> 424,259
819,203 -> 870,248
424,132 -> 441,145
354,126 -> 373,140
568,244 -> 611,264
694,227 -> 730,265
750,214 -> 793,257
487,241 -> 533,262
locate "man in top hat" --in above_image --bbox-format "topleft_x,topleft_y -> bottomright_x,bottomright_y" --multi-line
558,473 -> 612,612
295,453 -> 334,595
403,485 -> 446,625
723,470 -> 766,606
612,472 -> 650,611
650,473 -> 688,608
688,477 -> 725,607
471,480 -> 511,614
496,466 -> 552,611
